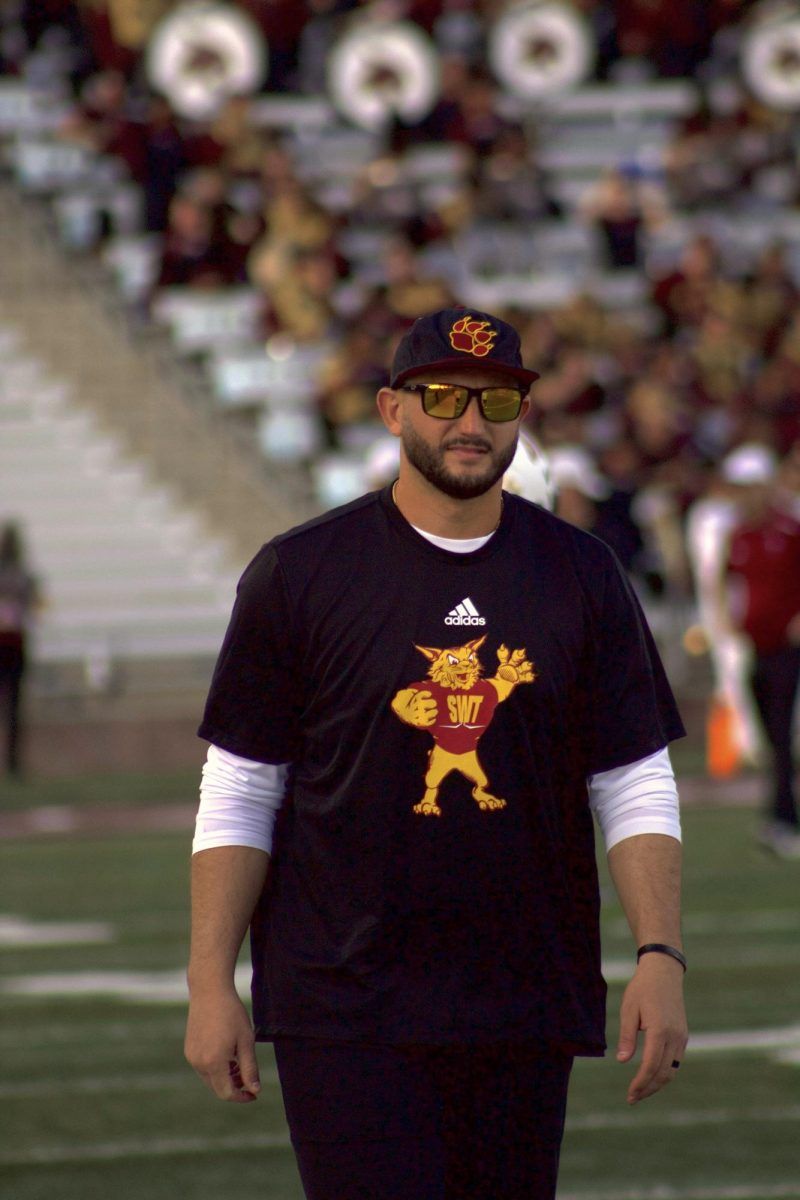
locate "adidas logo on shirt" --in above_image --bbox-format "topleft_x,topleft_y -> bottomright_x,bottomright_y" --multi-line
445,597 -> 486,626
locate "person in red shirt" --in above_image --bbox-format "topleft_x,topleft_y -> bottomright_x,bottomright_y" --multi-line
726,445 -> 800,857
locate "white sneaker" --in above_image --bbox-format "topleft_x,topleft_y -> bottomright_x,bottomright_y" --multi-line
757,822 -> 800,859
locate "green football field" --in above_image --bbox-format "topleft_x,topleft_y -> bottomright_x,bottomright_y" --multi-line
1,775 -> 799,1200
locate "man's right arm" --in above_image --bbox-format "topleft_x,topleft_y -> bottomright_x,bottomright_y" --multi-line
184,845 -> 269,1103
184,745 -> 289,1103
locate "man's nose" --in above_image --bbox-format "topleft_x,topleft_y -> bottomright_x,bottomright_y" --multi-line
453,395 -> 486,433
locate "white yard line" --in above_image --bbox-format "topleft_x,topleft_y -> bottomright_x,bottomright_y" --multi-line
0,1131 -> 291,1166
3,908 -> 795,951
602,944 -> 800,980
0,969 -> 192,1002
608,910 -> 800,938
0,964 -> 251,1002
688,1024 -> 800,1053
7,956 -> 799,1002
0,1017 -> 188,1048
0,914 -> 114,946
0,1068 -> 280,1099
568,1105 -> 800,1130
0,1072 -> 192,1098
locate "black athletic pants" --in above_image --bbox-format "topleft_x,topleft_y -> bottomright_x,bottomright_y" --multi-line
0,644 -> 24,775
274,1037 -> 574,1200
750,643 -> 800,829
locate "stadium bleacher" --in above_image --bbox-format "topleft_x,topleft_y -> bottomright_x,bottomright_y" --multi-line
0,323 -> 238,674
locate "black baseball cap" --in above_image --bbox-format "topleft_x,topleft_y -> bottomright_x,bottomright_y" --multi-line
389,307 -> 540,389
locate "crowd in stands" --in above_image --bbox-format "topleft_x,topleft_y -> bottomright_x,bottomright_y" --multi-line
2,0 -> 799,614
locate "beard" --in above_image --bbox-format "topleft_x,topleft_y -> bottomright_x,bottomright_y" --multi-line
400,420 -> 519,500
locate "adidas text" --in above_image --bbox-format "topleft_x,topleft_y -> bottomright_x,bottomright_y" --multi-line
445,598 -> 486,626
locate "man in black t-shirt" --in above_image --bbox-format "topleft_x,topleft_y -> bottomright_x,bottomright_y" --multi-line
185,308 -> 688,1200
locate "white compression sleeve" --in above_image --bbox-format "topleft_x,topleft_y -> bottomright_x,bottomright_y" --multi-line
588,746 -> 681,852
192,744 -> 289,855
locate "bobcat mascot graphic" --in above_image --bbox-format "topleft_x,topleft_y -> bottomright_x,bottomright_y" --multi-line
391,636 -> 535,816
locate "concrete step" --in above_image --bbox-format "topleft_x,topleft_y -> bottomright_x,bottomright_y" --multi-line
47,573 -> 233,601
34,625 -> 227,662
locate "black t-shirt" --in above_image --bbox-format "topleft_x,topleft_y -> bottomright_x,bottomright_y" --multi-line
199,487 -> 685,1055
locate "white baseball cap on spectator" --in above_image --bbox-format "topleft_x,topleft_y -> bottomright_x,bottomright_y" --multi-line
720,443 -> 778,486
548,446 -> 610,502
503,433 -> 554,510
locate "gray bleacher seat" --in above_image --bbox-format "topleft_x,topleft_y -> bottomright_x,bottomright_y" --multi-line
257,408 -> 321,463
645,211 -> 800,280
102,234 -> 163,303
151,287 -> 264,355
334,226 -> 400,283
698,211 -> 800,256
486,219 -> 602,276
289,125 -> 383,183
53,182 -> 143,251
519,81 -> 699,219
0,80 -> 70,135
0,326 -> 237,670
209,340 -> 329,410
454,221 -> 601,277
536,81 -> 698,122
210,350 -> 283,408
589,269 -> 649,308
529,220 -> 599,273
9,137 -> 95,192
312,453 -> 369,509
537,132 -> 672,175
462,268 -> 652,314
210,347 -> 310,408
337,226 -> 396,264
462,274 -> 577,312
642,218 -> 696,274
248,94 -> 335,130
455,223 -> 541,275
401,142 -> 472,183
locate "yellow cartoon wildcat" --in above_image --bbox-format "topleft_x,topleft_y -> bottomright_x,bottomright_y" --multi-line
391,635 -> 535,816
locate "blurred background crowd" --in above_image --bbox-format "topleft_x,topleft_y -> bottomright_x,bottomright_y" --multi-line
2,0 -> 800,777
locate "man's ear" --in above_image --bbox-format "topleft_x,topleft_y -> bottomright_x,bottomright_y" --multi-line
376,386 -> 403,436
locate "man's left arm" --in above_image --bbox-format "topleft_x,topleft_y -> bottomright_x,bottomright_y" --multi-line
607,832 -> 688,1105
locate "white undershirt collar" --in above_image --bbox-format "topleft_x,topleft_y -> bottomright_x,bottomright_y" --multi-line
410,525 -> 494,553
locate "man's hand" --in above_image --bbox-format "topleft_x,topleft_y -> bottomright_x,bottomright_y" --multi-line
391,687 -> 438,727
616,953 -> 688,1105
185,987 -> 261,1103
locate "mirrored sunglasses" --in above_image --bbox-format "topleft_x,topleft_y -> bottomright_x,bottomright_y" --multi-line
405,383 -> 524,423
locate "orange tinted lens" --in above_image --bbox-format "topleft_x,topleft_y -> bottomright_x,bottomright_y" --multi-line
480,388 -> 522,421
422,385 -> 469,418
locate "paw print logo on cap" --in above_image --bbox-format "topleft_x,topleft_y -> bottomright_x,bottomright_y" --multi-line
449,316 -> 497,358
